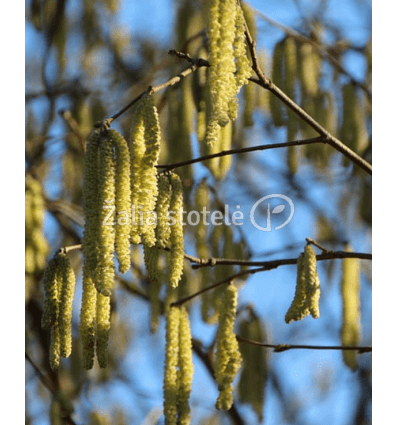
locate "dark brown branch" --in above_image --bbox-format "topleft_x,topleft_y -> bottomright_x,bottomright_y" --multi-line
190,251 -> 372,269
157,136 -> 326,171
236,336 -> 372,354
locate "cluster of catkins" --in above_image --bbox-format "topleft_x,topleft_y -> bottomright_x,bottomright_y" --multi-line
41,94 -> 185,370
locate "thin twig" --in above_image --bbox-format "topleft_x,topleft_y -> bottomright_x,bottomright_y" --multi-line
189,251 -> 372,269
236,336 -> 372,354
305,238 -> 330,253
240,4 -> 372,175
157,136 -> 326,171
95,51 -> 210,128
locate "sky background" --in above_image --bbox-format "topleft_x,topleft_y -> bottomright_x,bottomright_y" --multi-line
20,0 -> 385,424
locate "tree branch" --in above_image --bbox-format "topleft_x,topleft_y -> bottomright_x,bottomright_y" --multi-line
95,50 -> 210,130
236,336 -> 372,354
241,4 -> 372,175
157,136 -> 326,171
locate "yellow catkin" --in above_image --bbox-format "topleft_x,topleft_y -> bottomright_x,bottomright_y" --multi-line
177,307 -> 194,425
140,94 -> 161,247
217,121 -> 233,179
108,129 -> 131,274
25,176 -> 49,274
80,263 -> 97,370
163,306 -> 181,425
233,4 -> 252,93
50,322 -> 61,371
285,253 -> 310,323
303,244 -> 321,319
41,256 -> 60,330
96,135 -> 116,296
340,244 -> 361,371
285,245 -> 321,323
215,284 -> 242,411
169,173 -> 184,288
206,0 -> 250,133
57,254 -> 76,358
156,174 -> 172,249
82,130 -> 101,275
129,100 -> 147,244
129,94 -> 161,245
96,292 -> 111,368
143,241 -> 162,331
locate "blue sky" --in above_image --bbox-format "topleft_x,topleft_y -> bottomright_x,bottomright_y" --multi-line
24,1 -> 374,424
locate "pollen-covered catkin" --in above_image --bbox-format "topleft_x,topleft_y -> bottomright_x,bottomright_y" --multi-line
96,134 -> 116,296
129,100 -> 146,244
41,256 -> 60,330
169,173 -> 184,288
285,245 -> 321,323
82,130 -> 101,275
163,306 -> 180,425
156,174 -> 172,249
129,94 -> 161,246
285,253 -> 309,323
177,307 -> 194,425
215,284 -> 242,411
96,292 -> 111,368
140,94 -> 161,247
303,244 -> 321,319
80,263 -> 97,370
108,129 -> 131,274
340,244 -> 361,371
205,0 -> 251,138
57,254 -> 76,358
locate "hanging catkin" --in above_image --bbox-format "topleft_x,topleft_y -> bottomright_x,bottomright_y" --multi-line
41,252 -> 76,369
214,284 -> 242,411
340,244 -> 361,371
96,134 -> 116,296
176,307 -> 194,425
163,306 -> 180,424
285,244 -> 321,323
82,130 -> 101,275
80,263 -> 97,370
205,0 -> 252,148
168,173 -> 184,288
57,253 -> 76,358
108,129 -> 131,274
129,94 -> 161,246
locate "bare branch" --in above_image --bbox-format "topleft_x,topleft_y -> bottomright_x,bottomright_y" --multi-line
236,336 -> 372,354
